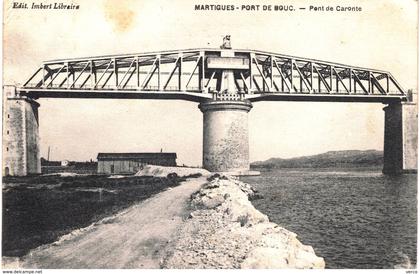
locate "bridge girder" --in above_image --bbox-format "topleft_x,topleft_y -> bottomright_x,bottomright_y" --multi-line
19,48 -> 407,103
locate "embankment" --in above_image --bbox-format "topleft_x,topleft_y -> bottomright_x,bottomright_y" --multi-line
163,174 -> 325,269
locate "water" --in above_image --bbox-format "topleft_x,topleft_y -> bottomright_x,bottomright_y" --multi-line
241,168 -> 417,269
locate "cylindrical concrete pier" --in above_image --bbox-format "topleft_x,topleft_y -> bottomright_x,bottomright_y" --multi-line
199,100 -> 252,172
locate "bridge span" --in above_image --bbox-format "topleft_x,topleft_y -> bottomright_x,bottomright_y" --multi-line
3,37 -> 417,176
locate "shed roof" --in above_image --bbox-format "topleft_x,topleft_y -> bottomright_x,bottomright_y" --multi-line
97,152 -> 177,160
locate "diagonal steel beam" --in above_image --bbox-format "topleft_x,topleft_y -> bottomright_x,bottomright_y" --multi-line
141,58 -> 158,88
69,62 -> 90,88
94,60 -> 113,88
59,69 -> 74,88
35,66 -> 53,88
118,59 -> 136,88
314,66 -> 331,93
101,70 -> 114,89
273,60 -> 291,92
185,57 -> 201,89
252,75 -> 262,92
121,65 -> 137,89
45,64 -> 66,87
80,74 -> 91,88
253,57 -> 271,91
352,71 -> 368,94
205,71 -> 216,90
293,60 -> 312,92
272,79 -> 280,92
23,67 -> 42,87
333,67 -> 349,94
240,72 -> 251,93
370,73 -> 386,94
389,75 -> 405,95
163,57 -> 180,89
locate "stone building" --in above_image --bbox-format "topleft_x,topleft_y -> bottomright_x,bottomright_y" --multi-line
97,152 -> 177,174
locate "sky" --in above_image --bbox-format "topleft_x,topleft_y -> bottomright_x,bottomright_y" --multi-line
3,0 -> 418,166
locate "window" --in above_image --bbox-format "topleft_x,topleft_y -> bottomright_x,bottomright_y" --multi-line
6,130 -> 9,135
6,147 -> 9,152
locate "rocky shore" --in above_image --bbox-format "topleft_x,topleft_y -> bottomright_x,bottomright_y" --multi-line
162,174 -> 325,269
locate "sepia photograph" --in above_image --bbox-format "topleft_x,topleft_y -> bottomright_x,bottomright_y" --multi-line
1,0 -> 418,271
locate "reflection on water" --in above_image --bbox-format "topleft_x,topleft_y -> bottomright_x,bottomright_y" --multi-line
241,168 -> 417,269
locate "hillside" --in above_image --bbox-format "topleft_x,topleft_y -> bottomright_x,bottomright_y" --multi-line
251,150 -> 383,169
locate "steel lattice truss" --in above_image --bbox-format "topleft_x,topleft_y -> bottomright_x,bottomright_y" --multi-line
19,49 -> 407,103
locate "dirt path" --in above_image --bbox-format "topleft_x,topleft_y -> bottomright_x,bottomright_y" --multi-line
20,177 -> 207,269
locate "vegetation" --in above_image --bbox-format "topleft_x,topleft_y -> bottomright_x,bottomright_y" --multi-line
2,173 -> 189,257
251,150 -> 383,169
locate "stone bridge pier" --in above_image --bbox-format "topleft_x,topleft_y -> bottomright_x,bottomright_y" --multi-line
383,102 -> 418,174
3,85 -> 41,176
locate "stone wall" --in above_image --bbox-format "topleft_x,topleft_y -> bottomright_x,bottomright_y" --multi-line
3,98 -> 27,176
25,99 -> 41,174
3,86 -> 40,176
402,103 -> 418,171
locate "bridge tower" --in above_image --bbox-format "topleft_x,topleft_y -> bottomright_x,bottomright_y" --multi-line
3,85 -> 41,176
198,36 -> 254,174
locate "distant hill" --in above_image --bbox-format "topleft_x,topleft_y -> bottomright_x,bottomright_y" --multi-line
251,150 -> 383,169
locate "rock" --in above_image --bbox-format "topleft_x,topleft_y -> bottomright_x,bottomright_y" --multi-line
294,245 -> 326,269
220,196 -> 269,226
2,257 -> 21,269
135,165 -> 211,178
241,247 -> 289,268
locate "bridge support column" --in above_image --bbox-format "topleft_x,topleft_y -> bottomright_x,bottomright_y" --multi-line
383,102 -> 418,175
3,86 -> 41,176
199,100 -> 252,173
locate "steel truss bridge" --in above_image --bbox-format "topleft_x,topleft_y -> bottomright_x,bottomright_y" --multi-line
19,48 -> 407,103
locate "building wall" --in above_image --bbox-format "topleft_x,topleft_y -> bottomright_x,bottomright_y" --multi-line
97,158 -> 176,174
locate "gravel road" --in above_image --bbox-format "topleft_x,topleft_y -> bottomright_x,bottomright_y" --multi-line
20,177 -> 207,269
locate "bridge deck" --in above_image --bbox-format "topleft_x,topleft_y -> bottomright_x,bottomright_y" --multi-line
18,88 -> 406,103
